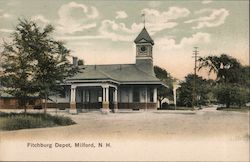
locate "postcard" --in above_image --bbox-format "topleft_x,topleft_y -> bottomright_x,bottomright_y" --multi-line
0,0 -> 249,161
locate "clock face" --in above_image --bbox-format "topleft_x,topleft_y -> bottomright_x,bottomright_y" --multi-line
140,46 -> 147,52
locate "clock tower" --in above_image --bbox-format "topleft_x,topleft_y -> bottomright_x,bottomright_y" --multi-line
134,27 -> 155,76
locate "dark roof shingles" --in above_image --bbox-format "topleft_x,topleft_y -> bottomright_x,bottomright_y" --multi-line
134,27 -> 154,45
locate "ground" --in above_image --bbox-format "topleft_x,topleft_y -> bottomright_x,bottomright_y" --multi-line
0,107 -> 249,161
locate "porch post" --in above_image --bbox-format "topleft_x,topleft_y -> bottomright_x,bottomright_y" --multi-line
113,87 -> 118,113
70,85 -> 77,114
105,87 -> 109,103
153,88 -> 157,103
173,83 -> 181,110
153,88 -> 157,109
145,87 -> 148,111
101,85 -> 109,113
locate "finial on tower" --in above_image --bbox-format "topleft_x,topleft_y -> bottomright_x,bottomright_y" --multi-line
141,11 -> 146,28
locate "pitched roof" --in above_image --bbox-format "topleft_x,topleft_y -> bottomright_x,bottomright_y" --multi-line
134,27 -> 154,45
67,64 -> 162,85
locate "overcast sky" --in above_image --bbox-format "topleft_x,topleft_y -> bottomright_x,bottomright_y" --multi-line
0,0 -> 249,79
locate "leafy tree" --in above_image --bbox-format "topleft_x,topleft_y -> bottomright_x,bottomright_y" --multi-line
154,66 -> 175,108
215,84 -> 249,108
198,54 -> 242,83
198,54 -> 249,108
177,74 -> 214,107
0,25 -> 36,113
0,19 -> 76,114
239,66 -> 250,87
78,59 -> 84,66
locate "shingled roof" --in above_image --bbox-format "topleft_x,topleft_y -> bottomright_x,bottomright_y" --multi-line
134,27 -> 154,45
67,64 -> 162,85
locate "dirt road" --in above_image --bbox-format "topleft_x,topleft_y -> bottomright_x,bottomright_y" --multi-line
0,109 -> 249,161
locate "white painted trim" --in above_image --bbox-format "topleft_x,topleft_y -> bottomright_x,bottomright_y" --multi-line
63,80 -> 166,87
120,81 -> 163,85
136,56 -> 153,60
66,79 -> 119,84
136,43 -> 152,46
66,83 -> 117,89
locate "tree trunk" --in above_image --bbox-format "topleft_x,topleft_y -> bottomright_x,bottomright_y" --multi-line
44,93 -> 48,115
226,101 -> 230,108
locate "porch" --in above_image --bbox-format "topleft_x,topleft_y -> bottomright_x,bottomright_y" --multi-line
66,83 -> 158,113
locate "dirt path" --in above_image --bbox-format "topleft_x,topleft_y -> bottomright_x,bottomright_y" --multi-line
0,110 -> 249,161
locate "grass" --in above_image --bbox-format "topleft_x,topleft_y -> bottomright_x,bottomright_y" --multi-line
217,106 -> 250,112
158,107 -> 194,110
0,112 -> 76,131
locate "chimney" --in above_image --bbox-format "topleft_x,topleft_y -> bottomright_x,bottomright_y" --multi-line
73,56 -> 78,67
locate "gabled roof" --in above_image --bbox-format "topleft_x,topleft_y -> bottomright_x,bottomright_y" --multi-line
134,27 -> 154,45
66,64 -> 162,85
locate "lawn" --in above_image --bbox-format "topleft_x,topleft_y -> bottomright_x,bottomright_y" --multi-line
217,106 -> 250,112
0,112 -> 76,131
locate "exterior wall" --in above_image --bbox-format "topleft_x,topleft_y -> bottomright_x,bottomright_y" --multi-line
48,96 -> 69,103
0,98 -> 18,109
117,85 -> 157,110
76,87 -> 102,109
77,102 -> 102,109
118,103 -> 157,109
139,87 -> 147,102
119,87 -> 132,103
76,88 -> 101,103
48,87 -> 70,103
0,98 -> 42,109
90,90 -> 99,102
41,85 -> 157,109
76,88 -> 82,102
43,103 -> 70,109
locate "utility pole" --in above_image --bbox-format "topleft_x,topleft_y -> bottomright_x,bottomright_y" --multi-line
192,47 -> 199,110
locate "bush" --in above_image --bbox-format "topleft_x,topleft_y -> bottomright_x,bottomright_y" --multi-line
215,83 -> 250,108
162,102 -> 169,109
51,115 -> 75,125
0,112 -> 76,131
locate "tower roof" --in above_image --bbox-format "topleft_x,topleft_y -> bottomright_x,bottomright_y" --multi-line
134,27 -> 154,45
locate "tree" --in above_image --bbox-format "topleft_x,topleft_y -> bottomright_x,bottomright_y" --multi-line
198,54 -> 242,83
0,19 -> 76,114
154,66 -> 174,108
177,74 -> 214,107
215,83 -> 249,108
78,59 -> 84,66
0,25 -> 36,113
198,54 -> 250,108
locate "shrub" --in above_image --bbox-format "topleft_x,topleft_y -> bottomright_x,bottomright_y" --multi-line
0,112 -> 76,131
47,115 -> 76,125
215,83 -> 249,108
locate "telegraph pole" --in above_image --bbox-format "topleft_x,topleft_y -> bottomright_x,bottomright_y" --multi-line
192,47 -> 199,110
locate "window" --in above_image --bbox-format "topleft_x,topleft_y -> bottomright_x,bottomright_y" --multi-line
133,89 -> 140,102
149,88 -> 154,102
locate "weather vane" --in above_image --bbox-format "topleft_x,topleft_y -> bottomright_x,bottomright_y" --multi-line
141,11 -> 146,28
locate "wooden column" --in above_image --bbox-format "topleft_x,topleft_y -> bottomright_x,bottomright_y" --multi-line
153,88 -> 157,103
113,87 -> 118,112
69,85 -> 77,114
101,85 -> 109,113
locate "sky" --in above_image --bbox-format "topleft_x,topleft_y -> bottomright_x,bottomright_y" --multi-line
0,0 -> 249,80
